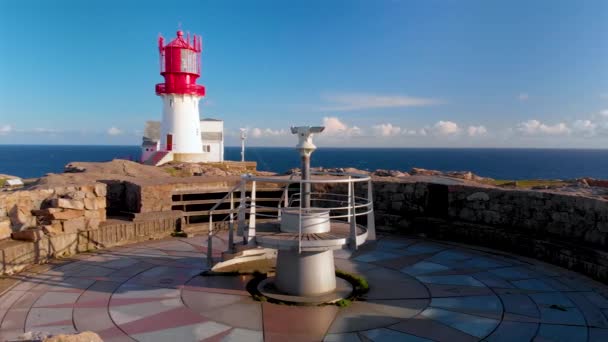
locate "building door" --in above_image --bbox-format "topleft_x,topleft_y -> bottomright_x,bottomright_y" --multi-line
166,134 -> 173,151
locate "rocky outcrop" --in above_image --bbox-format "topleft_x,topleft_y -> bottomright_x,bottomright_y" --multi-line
17,330 -> 103,342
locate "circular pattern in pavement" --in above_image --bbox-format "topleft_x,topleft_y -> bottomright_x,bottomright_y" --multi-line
1,234 -> 608,341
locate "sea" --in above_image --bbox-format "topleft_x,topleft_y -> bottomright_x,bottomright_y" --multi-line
0,145 -> 607,180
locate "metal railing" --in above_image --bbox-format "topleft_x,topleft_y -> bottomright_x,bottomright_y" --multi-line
205,171 -> 375,266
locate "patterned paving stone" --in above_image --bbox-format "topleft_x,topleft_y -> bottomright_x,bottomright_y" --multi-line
360,328 -> 434,341
512,278 -> 556,292
416,275 -> 486,287
424,283 -> 494,297
566,292 -> 608,328
183,290 -> 263,330
324,332 -> 363,342
420,307 -> 499,338
484,321 -> 538,342
328,299 -> 429,333
354,250 -> 402,263
534,323 -> 588,342
429,296 -> 502,319
262,302 -> 338,341
26,307 -> 76,335
488,266 -> 537,280
401,261 -> 449,276
499,294 -> 540,318
389,316 -> 478,342
589,328 -> 608,342
2,233 -> 608,341
472,272 -> 515,289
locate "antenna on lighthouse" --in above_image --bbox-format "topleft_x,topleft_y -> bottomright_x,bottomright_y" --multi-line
240,128 -> 247,162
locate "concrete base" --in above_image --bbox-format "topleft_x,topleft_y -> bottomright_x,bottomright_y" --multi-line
258,276 -> 352,305
275,249 -> 336,296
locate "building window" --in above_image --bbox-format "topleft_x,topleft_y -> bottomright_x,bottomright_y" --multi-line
169,99 -> 174,107
203,145 -> 211,152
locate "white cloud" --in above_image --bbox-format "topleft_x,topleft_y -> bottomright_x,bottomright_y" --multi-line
572,120 -> 597,137
250,127 -> 287,138
518,93 -> 529,101
372,123 -> 401,137
467,125 -> 488,137
322,117 -> 362,136
517,120 -> 570,136
432,121 -> 460,136
320,93 -> 441,111
107,127 -> 123,136
0,125 -> 12,135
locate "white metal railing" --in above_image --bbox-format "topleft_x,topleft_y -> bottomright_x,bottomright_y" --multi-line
205,171 -> 375,266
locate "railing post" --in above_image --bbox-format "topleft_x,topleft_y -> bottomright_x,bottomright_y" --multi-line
245,179 -> 256,243
347,175 -> 352,223
298,180 -> 302,254
349,180 -> 357,251
238,176 -> 247,240
207,215 -> 213,267
367,179 -> 376,240
228,191 -> 234,252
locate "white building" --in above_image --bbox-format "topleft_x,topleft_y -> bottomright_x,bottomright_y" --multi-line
141,119 -> 224,165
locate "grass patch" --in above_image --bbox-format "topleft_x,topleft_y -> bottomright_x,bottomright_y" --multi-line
0,178 -> 6,187
171,231 -> 188,238
335,299 -> 352,308
336,269 -> 369,297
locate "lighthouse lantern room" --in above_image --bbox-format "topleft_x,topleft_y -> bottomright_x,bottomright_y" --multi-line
141,30 -> 224,165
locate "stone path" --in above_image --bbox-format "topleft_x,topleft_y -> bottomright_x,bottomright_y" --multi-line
1,233 -> 608,341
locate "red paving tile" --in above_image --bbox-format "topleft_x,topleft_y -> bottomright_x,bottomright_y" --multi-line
32,319 -> 73,327
262,302 -> 338,342
116,306 -> 207,335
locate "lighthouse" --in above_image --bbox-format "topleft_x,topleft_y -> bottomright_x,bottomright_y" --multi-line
141,30 -> 224,165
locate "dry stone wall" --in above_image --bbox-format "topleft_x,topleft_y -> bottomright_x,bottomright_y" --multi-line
0,183 -> 107,241
370,181 -> 608,250
319,179 -> 608,282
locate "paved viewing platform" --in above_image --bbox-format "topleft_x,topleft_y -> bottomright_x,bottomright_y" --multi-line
1,233 -> 608,342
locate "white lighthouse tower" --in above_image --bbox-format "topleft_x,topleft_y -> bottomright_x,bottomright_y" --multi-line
141,30 -> 224,165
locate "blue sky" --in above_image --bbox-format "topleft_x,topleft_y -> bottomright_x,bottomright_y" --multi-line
0,0 -> 607,147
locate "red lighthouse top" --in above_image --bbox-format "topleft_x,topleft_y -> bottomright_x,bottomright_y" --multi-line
155,30 -> 206,97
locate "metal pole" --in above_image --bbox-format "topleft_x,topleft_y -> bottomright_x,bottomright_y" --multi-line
241,138 -> 245,162
207,215 -> 213,267
301,154 -> 311,208
228,191 -> 234,252
349,181 -> 357,251
238,177 -> 246,240
367,179 -> 376,240
347,175 -> 352,223
246,180 -> 257,243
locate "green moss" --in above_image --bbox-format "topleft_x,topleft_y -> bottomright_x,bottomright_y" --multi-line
0,178 -> 6,187
335,299 -> 352,308
336,269 -> 370,296
171,231 -> 188,238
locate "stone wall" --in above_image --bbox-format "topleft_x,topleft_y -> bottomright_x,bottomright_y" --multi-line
370,181 -> 608,249
0,183 -> 108,241
369,180 -> 608,282
0,212 -> 182,275
315,179 -> 608,282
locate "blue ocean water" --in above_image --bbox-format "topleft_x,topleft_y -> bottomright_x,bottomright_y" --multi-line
0,145 -> 607,180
